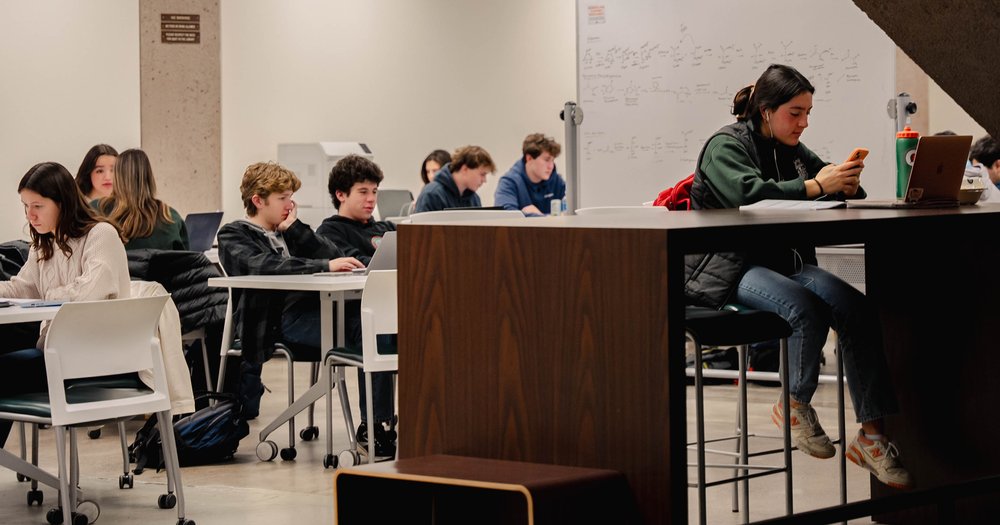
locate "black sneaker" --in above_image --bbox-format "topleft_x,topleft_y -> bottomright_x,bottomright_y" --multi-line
355,421 -> 369,447
356,417 -> 397,459
373,419 -> 397,458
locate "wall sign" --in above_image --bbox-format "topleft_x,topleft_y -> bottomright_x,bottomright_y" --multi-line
161,14 -> 200,44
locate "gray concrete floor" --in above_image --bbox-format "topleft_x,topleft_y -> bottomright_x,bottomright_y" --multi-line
0,338 -> 888,524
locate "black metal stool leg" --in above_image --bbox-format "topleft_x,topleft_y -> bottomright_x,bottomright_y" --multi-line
780,338 -> 793,515
738,344 -> 750,523
694,338 -> 708,525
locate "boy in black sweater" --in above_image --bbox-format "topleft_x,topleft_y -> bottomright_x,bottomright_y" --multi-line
316,155 -> 397,458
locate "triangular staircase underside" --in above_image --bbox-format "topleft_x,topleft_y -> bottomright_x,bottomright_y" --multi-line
853,0 -> 1000,137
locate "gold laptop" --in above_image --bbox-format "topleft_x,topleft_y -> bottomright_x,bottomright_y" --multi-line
847,135 -> 973,209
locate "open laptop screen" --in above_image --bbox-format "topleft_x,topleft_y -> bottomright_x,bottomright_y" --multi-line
184,211 -> 224,252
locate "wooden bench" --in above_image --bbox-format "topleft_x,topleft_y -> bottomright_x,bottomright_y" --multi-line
333,455 -> 638,524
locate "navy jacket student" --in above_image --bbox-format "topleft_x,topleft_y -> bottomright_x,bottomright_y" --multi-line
495,158 -> 566,216
413,164 -> 480,212
413,145 -> 496,213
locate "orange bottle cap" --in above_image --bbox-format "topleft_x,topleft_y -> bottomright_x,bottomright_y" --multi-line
897,126 -> 919,138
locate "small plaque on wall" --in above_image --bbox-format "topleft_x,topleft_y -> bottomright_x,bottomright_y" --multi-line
161,14 -> 200,44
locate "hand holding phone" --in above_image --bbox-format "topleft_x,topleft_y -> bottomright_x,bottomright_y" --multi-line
844,147 -> 869,163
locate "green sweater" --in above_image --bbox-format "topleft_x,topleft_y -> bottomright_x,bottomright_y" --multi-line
93,200 -> 190,251
126,207 -> 189,251
695,123 -> 827,209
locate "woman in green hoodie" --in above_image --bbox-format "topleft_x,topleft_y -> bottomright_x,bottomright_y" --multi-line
689,64 -> 912,490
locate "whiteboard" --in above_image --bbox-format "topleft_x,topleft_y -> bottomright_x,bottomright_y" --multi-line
576,0 -> 897,207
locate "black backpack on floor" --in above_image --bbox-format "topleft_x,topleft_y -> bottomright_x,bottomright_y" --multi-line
129,392 -> 249,473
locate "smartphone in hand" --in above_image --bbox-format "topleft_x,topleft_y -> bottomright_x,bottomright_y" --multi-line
845,148 -> 869,163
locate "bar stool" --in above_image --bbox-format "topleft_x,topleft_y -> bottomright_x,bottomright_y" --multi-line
685,306 -> 793,525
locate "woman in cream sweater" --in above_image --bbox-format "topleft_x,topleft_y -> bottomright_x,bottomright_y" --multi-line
0,161 -> 130,447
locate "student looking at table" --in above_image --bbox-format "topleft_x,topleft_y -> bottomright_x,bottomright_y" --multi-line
495,133 -> 566,216
216,162 -> 362,418
420,149 -> 451,186
687,63 -> 913,489
316,154 -> 397,458
413,145 -> 496,213
74,143 -> 118,202
0,161 -> 130,447
94,148 -> 190,251
970,134 -> 1000,190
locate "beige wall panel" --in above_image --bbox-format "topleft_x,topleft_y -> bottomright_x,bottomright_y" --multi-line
0,1 -> 140,242
219,0 -> 577,224
894,48 -> 928,135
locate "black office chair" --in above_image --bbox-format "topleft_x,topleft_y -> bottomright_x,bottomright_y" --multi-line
685,305 -> 794,525
215,291 -> 323,462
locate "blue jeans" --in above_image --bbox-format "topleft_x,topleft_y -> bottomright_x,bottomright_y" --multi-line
0,348 -> 47,447
282,301 -> 395,423
735,264 -> 898,423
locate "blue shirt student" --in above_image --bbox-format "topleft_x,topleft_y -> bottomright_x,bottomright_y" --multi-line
494,158 -> 566,216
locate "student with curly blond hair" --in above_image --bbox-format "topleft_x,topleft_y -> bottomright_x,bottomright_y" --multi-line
217,161 -> 362,417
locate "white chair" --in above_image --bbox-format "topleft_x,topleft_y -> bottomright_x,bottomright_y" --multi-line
407,209 -> 524,224
374,189 -> 415,221
324,270 -> 398,467
0,296 -> 193,525
574,205 -> 668,216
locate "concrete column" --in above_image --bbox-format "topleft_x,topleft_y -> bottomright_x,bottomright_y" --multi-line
139,0 -> 221,215
894,48 -> 929,135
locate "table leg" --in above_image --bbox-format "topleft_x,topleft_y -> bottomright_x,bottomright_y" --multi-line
0,449 -> 60,489
257,291 -> 347,442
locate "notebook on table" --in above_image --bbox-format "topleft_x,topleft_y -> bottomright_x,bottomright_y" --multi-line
314,231 -> 397,277
184,211 -> 225,252
846,135 -> 973,209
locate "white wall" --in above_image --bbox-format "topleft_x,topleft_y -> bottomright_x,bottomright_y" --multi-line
0,1 -> 140,242
928,79 -> 988,138
220,0 -> 576,222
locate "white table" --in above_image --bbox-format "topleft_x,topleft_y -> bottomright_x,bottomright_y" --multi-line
207,274 -> 366,455
0,305 -> 61,491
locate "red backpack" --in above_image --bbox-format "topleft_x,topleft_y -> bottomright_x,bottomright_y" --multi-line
653,173 -> 695,210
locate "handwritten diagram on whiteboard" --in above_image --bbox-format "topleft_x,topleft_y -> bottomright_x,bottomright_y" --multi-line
576,1 -> 896,207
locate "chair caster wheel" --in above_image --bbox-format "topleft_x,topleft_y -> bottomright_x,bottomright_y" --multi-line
177,519 -> 196,525
16,472 -> 28,482
279,447 -> 297,461
255,440 -> 278,461
158,493 -> 177,509
87,428 -> 101,439
322,454 -> 338,469
76,500 -> 99,524
338,449 -> 360,467
119,473 -> 134,489
46,507 -> 64,524
299,426 -> 319,441
27,489 -> 43,506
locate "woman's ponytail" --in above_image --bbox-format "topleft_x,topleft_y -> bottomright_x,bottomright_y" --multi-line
731,84 -> 754,121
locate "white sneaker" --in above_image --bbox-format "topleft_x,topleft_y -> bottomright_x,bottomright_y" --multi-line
847,430 -> 914,489
772,398 -> 836,459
